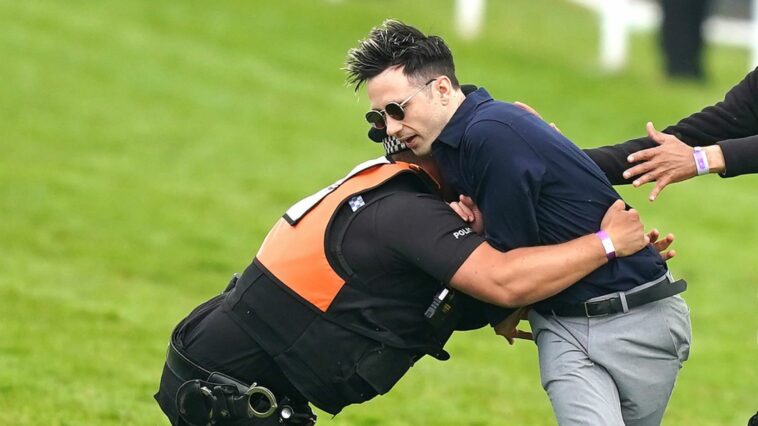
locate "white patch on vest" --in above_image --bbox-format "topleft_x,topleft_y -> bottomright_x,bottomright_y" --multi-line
348,195 -> 365,212
284,156 -> 390,222
452,227 -> 473,239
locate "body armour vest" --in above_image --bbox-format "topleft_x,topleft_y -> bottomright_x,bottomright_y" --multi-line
222,157 -> 457,415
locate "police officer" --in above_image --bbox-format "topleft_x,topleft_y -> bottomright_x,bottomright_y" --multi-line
155,137 -> 661,425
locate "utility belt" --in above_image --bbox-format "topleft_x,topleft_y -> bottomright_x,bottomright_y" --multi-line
546,274 -> 687,318
166,341 -> 316,426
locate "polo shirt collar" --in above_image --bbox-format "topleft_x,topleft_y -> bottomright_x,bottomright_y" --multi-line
435,88 -> 492,148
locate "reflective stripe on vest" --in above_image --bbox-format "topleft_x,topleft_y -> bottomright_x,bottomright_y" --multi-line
255,158 -> 430,312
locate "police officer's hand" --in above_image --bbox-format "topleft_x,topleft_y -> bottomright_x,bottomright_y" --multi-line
448,195 -> 484,234
600,200 -> 649,257
647,228 -> 676,261
494,307 -> 532,345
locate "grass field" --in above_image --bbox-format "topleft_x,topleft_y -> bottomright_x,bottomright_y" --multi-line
1,1 -> 756,424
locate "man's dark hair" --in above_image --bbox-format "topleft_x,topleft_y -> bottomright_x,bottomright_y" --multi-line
344,20 -> 460,91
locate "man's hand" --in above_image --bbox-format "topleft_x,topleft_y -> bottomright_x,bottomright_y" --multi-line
647,228 -> 676,261
494,307 -> 532,345
513,101 -> 562,134
623,122 -> 726,201
600,200 -> 649,257
448,195 -> 484,234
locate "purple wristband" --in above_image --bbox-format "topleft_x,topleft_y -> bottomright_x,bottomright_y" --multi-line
596,230 -> 616,260
693,147 -> 709,176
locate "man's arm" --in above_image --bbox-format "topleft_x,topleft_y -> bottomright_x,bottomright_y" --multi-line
449,200 -> 647,307
584,67 -> 758,186
375,192 -> 648,309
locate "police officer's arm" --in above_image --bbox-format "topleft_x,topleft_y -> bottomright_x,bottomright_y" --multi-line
370,191 -> 649,310
449,200 -> 648,308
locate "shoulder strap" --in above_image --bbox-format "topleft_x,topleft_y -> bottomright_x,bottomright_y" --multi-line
284,156 -> 392,225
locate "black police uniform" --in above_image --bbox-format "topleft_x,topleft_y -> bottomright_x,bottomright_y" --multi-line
155,160 -> 492,425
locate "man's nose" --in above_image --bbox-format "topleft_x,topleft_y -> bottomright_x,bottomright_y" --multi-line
385,116 -> 403,137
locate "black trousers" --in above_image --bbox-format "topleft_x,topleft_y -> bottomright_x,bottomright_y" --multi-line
155,296 -> 311,425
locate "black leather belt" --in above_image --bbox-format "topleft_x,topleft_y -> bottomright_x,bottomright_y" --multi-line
166,341 -> 212,382
550,276 -> 687,317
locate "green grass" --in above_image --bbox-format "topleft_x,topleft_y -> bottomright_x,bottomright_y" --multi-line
1,0 -> 756,424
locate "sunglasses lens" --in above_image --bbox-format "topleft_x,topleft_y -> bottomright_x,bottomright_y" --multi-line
365,111 -> 386,129
384,103 -> 405,121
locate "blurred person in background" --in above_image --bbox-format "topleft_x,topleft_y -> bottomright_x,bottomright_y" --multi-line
347,20 -> 691,426
660,0 -> 710,80
155,136 -> 664,425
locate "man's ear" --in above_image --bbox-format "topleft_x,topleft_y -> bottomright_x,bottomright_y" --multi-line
436,76 -> 454,105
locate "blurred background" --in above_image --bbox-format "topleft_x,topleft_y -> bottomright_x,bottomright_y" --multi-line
1,0 -> 756,424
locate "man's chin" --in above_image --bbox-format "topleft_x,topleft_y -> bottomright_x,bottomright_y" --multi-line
410,144 -> 432,156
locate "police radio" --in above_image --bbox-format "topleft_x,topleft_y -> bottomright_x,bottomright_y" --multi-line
424,287 -> 459,329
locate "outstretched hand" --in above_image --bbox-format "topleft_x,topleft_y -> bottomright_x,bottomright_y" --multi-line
622,122 -> 698,201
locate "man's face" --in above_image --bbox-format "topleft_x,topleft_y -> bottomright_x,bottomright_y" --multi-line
366,67 -> 448,156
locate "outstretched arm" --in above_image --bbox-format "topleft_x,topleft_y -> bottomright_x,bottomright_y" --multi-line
585,68 -> 758,194
618,122 -> 725,201
516,68 -> 758,198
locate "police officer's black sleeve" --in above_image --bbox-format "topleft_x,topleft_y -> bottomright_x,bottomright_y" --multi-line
373,192 -> 486,284
366,192 -> 516,326
373,192 -> 514,326
585,67 -> 758,181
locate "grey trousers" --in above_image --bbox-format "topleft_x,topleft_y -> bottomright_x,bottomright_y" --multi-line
529,294 -> 691,426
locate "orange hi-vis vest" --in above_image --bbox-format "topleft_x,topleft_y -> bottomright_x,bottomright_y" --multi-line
223,157 -> 454,415
256,156 -> 430,312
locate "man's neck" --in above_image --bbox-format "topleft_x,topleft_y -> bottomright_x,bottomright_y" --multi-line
390,151 -> 456,201
448,89 -> 466,118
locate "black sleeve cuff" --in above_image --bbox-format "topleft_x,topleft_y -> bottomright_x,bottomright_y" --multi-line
583,137 -> 658,185
717,135 -> 758,178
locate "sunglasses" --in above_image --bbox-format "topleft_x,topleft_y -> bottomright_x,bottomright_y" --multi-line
365,78 -> 436,130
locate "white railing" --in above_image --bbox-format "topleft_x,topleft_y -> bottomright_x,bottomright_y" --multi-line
454,0 -> 758,70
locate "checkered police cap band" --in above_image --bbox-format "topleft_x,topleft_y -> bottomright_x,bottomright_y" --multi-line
383,136 -> 410,155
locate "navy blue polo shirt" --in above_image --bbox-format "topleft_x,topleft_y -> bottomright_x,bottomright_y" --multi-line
432,88 -> 667,312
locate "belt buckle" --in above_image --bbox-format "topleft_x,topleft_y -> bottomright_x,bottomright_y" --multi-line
583,302 -> 608,318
